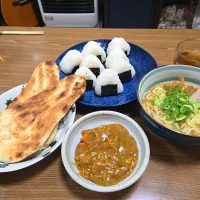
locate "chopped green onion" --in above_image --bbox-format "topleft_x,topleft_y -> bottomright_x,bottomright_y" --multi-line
152,87 -> 200,122
180,105 -> 193,115
175,115 -> 186,121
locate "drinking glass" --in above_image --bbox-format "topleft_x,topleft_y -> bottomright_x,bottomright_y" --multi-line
174,39 -> 200,67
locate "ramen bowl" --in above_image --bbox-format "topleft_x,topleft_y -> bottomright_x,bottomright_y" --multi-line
137,64 -> 200,146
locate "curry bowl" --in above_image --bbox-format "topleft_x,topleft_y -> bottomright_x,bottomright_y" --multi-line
61,111 -> 150,192
137,64 -> 200,146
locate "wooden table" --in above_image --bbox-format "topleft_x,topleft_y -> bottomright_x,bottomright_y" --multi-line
0,27 -> 200,200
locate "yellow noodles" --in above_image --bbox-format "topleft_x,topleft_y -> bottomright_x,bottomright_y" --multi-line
142,84 -> 200,137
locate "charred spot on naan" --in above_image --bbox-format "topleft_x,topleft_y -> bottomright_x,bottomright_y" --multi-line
19,111 -> 29,118
16,152 -> 24,159
62,105 -> 69,112
45,60 -> 55,66
58,91 -> 66,99
75,81 -> 85,88
66,75 -> 74,82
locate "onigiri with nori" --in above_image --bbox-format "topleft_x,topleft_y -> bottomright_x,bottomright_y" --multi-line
95,69 -> 123,96
60,50 -> 83,74
75,67 -> 96,90
107,37 -> 131,55
80,54 -> 104,77
81,41 -> 106,63
105,48 -> 130,68
108,57 -> 135,83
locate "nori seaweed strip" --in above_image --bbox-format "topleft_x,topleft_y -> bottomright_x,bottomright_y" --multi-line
118,70 -> 132,83
90,68 -> 100,77
72,66 -> 79,74
96,55 -> 102,61
124,51 -> 128,56
86,80 -> 93,90
101,85 -> 118,96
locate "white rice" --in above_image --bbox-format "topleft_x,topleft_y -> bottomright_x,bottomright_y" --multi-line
80,54 -> 104,72
75,67 -> 96,87
60,50 -> 83,74
81,41 -> 106,62
107,37 -> 131,55
109,57 -> 135,77
95,69 -> 123,96
105,48 -> 130,68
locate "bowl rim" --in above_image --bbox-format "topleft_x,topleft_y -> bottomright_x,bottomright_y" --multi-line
137,64 -> 200,138
61,110 -> 150,192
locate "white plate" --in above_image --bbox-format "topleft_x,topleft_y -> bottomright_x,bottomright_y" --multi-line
61,111 -> 150,192
0,84 -> 76,172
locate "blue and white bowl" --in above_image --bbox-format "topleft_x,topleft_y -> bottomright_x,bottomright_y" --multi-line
137,65 -> 200,146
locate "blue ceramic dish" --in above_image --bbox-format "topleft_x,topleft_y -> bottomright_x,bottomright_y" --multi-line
56,39 -> 157,107
137,65 -> 200,146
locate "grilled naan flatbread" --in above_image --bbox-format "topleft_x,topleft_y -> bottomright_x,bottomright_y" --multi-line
9,60 -> 59,106
42,124 -> 58,149
8,61 -> 60,148
0,75 -> 86,163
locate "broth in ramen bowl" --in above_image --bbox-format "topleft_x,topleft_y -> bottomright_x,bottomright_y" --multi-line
137,65 -> 200,146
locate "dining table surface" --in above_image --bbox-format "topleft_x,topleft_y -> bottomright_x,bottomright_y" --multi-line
0,26 -> 200,200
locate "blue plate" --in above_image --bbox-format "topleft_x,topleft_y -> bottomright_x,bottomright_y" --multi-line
56,39 -> 157,107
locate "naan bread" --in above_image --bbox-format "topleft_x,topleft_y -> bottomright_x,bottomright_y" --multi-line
42,124 -> 58,149
0,75 -> 86,163
9,60 -> 59,106
8,61 -> 60,148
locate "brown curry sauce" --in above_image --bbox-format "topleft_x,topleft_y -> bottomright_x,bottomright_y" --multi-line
75,124 -> 138,186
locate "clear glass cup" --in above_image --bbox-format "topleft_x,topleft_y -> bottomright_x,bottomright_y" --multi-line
174,39 -> 200,67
